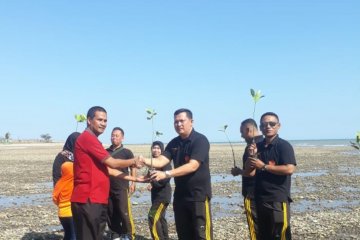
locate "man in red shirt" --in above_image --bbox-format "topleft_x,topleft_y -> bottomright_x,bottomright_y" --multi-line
71,106 -> 143,240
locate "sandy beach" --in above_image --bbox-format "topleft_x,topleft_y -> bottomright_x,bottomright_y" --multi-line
0,142 -> 359,240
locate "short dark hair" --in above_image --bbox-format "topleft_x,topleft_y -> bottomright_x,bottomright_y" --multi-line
241,118 -> 258,129
152,141 -> 164,152
174,108 -> 193,119
87,106 -> 107,119
260,112 -> 279,122
112,127 -> 124,136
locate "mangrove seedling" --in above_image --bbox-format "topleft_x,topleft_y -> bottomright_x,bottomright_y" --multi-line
146,108 -> 159,170
219,124 -> 236,167
350,132 -> 360,151
250,88 -> 264,142
75,114 -> 86,132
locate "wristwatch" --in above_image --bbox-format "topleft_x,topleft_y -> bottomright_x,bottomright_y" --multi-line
261,164 -> 268,171
165,170 -> 171,178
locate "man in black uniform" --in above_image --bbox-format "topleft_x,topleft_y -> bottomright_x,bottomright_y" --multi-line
106,127 -> 136,240
142,108 -> 213,240
246,112 -> 296,240
147,141 -> 172,240
231,118 -> 263,240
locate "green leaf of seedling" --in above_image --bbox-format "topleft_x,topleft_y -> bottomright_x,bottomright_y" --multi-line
250,89 -> 255,97
218,125 -> 228,132
356,132 -> 360,144
75,114 -> 86,122
155,131 -> 163,136
253,90 -> 265,103
146,109 -> 153,114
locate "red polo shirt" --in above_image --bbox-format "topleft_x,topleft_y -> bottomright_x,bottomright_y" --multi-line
71,129 -> 111,204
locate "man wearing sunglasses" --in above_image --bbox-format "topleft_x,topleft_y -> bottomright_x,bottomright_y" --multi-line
245,112 -> 296,240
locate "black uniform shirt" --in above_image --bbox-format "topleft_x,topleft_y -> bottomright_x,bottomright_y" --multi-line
255,135 -> 297,202
151,162 -> 172,204
106,145 -> 134,192
163,129 -> 212,201
242,135 -> 264,198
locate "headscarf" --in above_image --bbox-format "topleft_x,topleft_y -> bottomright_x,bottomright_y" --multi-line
61,132 -> 80,161
63,132 -> 80,152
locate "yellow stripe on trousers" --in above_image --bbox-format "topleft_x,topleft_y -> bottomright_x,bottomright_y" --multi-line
205,197 -> 212,240
281,202 -> 288,240
244,197 -> 257,240
127,192 -> 135,239
152,203 -> 165,240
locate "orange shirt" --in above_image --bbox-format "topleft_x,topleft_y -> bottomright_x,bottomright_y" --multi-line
53,161 -> 74,217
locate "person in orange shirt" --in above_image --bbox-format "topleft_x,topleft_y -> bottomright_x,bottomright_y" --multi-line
52,132 -> 80,240
53,161 -> 76,240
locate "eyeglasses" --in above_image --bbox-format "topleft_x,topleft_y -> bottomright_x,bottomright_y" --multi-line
260,121 -> 278,128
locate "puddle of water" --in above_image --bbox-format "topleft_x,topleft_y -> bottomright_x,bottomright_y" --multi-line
338,167 -> 360,175
0,193 -> 51,208
294,170 -> 327,177
292,199 -> 360,213
211,174 -> 241,183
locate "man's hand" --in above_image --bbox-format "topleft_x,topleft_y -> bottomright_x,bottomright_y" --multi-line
150,170 -> 167,182
231,167 -> 243,176
133,156 -> 144,168
248,143 -> 258,157
135,175 -> 151,183
248,157 -> 265,170
129,182 -> 136,194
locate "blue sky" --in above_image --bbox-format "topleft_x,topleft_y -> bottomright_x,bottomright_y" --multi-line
1,1 -> 359,144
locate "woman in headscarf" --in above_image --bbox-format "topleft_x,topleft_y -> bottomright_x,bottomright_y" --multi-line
52,132 -> 80,240
52,132 -> 80,186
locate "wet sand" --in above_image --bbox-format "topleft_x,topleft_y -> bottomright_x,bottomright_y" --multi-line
0,143 -> 359,239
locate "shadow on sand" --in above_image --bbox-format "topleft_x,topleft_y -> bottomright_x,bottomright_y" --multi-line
21,231 -> 63,240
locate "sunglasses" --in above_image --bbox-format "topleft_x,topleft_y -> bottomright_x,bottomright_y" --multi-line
260,121 -> 278,128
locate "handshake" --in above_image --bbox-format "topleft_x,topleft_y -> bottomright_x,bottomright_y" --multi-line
130,156 -> 171,183
132,155 -> 145,168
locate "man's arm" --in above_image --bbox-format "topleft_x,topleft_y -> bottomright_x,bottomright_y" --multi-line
262,164 -> 295,175
129,167 -> 137,194
108,167 -> 149,182
248,157 -> 295,175
143,155 -> 171,168
150,159 -> 200,181
103,156 -> 142,169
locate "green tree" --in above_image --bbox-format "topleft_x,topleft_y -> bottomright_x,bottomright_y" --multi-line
40,133 -> 52,143
4,132 -> 10,143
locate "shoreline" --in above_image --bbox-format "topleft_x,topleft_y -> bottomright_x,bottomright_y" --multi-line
0,144 -> 359,239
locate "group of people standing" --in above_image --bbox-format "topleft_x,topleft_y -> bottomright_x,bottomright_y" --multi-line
231,113 -> 296,240
52,106 -> 296,240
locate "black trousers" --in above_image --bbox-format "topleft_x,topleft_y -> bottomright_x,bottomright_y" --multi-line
256,201 -> 291,240
173,198 -> 213,240
244,197 -> 258,240
107,189 -> 135,239
148,202 -> 169,240
59,216 -> 76,240
71,201 -> 107,240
